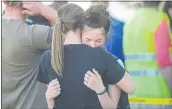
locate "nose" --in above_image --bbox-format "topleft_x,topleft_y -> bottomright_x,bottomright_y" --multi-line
90,41 -> 96,48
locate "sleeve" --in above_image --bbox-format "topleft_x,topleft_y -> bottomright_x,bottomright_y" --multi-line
103,51 -> 125,85
155,18 -> 172,68
117,59 -> 125,68
37,50 -> 50,84
111,54 -> 125,68
30,24 -> 52,50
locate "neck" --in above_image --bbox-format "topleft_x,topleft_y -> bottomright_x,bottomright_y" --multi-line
3,7 -> 25,21
64,30 -> 82,45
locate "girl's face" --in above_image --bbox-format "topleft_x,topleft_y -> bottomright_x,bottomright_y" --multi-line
82,27 -> 106,48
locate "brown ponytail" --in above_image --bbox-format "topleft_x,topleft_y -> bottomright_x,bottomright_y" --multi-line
51,18 -> 65,76
51,3 -> 84,76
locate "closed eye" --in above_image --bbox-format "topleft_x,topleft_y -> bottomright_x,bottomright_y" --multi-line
86,38 -> 91,42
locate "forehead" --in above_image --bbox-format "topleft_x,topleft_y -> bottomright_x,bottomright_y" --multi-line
82,27 -> 105,38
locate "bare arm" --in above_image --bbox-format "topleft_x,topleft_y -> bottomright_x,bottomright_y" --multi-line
105,51 -> 136,94
22,2 -> 57,24
45,79 -> 61,109
97,85 -> 121,109
84,69 -> 121,109
39,5 -> 57,24
46,100 -> 55,109
116,72 -> 135,94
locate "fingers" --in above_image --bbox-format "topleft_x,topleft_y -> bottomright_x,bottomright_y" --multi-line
49,79 -> 59,86
84,76 -> 89,82
84,70 -> 95,87
84,81 -> 89,87
48,79 -> 60,91
46,88 -> 61,100
84,69 -> 99,82
84,71 -> 94,83
87,70 -> 96,77
51,87 -> 61,93
22,4 -> 33,10
22,10 -> 33,15
50,84 -> 60,91
46,79 -> 61,99
22,3 -> 34,15
52,90 -> 61,97
92,68 -> 100,77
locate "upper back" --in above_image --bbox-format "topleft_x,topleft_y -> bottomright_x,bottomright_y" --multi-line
2,19 -> 47,109
40,45 -> 107,108
123,8 -> 167,53
39,44 -> 125,109
2,19 -> 40,65
124,8 -> 164,35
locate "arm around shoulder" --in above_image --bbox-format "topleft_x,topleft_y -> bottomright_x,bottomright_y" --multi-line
105,51 -> 135,94
115,72 -> 136,94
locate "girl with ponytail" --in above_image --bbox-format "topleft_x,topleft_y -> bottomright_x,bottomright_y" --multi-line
37,3 -> 134,109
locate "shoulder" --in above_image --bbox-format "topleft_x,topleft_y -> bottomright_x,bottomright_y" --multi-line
40,50 -> 51,64
79,44 -> 105,54
28,24 -> 52,35
109,54 -> 124,68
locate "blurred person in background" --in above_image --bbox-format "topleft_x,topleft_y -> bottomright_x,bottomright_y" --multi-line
123,1 -> 172,109
26,1 -> 67,26
2,1 -> 57,109
104,2 -> 141,64
164,1 -> 172,30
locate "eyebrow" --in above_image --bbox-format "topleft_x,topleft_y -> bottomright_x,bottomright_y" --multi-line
96,39 -> 103,41
86,38 -> 91,40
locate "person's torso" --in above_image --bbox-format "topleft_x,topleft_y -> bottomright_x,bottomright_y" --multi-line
2,19 -> 47,109
44,45 -> 109,109
123,8 -> 171,98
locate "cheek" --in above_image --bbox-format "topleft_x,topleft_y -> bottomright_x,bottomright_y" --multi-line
96,40 -> 105,47
96,42 -> 104,47
81,38 -> 89,45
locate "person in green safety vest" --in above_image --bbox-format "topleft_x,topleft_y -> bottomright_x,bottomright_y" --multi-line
123,1 -> 172,109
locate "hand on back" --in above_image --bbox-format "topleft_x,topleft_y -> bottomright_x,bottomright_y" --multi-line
84,68 -> 105,94
46,79 -> 61,101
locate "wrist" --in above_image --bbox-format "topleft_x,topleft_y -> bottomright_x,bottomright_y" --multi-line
47,99 -> 54,103
96,86 -> 107,95
47,99 -> 55,109
40,4 -> 46,16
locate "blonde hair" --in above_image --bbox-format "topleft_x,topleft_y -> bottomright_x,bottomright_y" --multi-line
51,3 -> 84,76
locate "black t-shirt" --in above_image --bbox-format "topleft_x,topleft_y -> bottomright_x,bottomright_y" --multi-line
37,44 -> 125,109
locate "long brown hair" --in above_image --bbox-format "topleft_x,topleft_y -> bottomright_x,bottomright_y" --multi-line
51,3 -> 84,76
